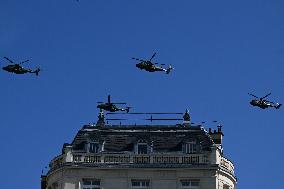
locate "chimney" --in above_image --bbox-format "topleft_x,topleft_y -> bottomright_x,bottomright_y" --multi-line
209,125 -> 224,145
209,128 -> 212,134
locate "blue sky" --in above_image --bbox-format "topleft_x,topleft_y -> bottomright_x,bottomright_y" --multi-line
0,0 -> 284,188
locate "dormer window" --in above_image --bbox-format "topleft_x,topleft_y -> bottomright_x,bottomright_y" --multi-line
86,142 -> 100,153
136,140 -> 149,154
138,143 -> 148,154
183,142 -> 197,154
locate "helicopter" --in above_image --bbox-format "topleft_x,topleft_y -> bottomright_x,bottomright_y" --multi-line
248,92 -> 282,109
97,95 -> 131,113
2,57 -> 40,76
132,52 -> 173,74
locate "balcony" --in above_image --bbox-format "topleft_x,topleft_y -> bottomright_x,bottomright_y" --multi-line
220,157 -> 235,175
50,152 -> 209,170
72,153 -> 208,165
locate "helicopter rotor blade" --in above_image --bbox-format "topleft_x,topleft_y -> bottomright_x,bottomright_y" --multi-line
263,99 -> 275,104
132,58 -> 145,62
144,118 -> 183,122
149,52 -> 156,61
260,93 -> 272,100
19,59 -> 29,65
3,57 -> 14,64
106,118 -> 127,121
248,93 -> 259,99
153,62 -> 165,66
112,103 -> 127,105
106,112 -> 183,115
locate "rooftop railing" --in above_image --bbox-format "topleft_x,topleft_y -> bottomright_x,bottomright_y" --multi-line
50,153 -> 209,170
49,152 -> 234,176
71,153 -> 209,165
49,152 -> 234,178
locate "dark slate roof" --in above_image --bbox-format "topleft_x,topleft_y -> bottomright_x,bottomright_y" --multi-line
70,124 -> 214,153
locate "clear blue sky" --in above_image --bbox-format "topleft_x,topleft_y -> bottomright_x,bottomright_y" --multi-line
1,0 -> 284,188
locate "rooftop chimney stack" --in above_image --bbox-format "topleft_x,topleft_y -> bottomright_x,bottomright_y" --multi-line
209,125 -> 224,145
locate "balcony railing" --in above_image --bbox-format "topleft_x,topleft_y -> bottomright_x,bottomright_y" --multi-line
49,155 -> 64,170
49,153 -> 235,177
71,153 -> 209,165
220,157 -> 235,175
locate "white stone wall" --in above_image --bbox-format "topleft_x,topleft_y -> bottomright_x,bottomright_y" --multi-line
46,167 -> 234,189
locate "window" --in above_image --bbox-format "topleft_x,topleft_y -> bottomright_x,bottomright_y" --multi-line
131,179 -> 150,189
89,143 -> 100,153
183,142 -> 197,154
82,179 -> 100,189
86,142 -> 100,153
180,179 -> 199,189
138,143 -> 148,154
136,140 -> 149,154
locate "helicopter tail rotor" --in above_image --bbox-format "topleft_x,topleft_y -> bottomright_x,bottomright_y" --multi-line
125,107 -> 131,113
35,68 -> 40,76
275,103 -> 282,109
166,65 -> 173,74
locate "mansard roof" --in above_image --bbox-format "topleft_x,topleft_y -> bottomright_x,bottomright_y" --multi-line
70,124 -> 214,152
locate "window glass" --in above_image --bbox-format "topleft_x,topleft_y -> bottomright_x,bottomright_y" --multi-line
183,143 -> 197,154
82,179 -> 100,189
138,144 -> 148,154
83,180 -> 91,185
92,180 -> 100,185
180,179 -> 199,189
131,179 -> 150,189
89,143 -> 100,153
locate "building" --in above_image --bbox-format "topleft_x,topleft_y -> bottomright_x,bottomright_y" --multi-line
42,110 -> 237,189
